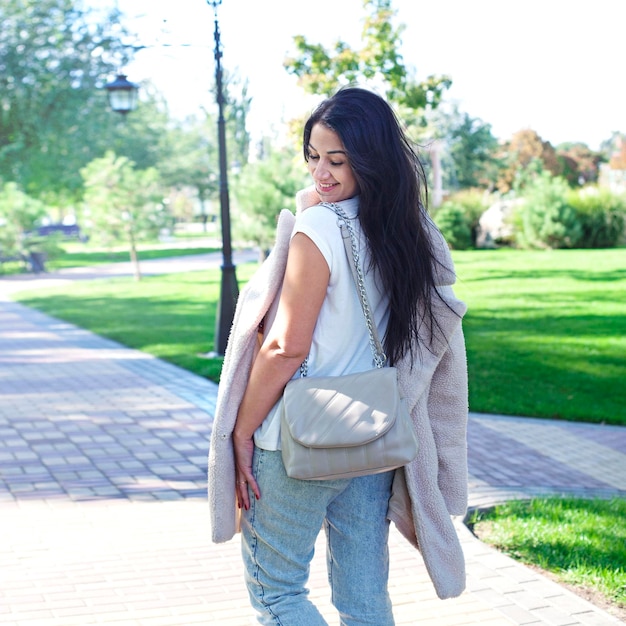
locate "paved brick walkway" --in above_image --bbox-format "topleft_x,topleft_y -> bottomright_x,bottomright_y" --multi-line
1,259 -> 625,625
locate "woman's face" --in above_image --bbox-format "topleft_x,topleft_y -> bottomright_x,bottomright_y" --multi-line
307,123 -> 359,203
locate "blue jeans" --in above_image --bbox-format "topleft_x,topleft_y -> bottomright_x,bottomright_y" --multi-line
241,448 -> 395,625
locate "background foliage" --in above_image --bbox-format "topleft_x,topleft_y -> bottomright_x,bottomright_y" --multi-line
0,0 -> 132,200
1,0 -> 624,260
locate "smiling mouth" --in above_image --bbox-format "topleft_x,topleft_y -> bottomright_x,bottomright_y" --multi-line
318,182 -> 337,191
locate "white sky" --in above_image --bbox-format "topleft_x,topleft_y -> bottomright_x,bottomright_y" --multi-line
94,0 -> 624,150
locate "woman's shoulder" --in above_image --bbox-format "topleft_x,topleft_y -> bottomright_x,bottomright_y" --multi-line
295,202 -> 339,231
297,202 -> 332,219
296,197 -> 359,224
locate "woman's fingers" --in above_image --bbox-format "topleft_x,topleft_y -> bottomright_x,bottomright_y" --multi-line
236,478 -> 249,510
234,434 -> 260,510
236,474 -> 260,510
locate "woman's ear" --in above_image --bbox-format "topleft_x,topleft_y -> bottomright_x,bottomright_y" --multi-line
296,185 -> 321,214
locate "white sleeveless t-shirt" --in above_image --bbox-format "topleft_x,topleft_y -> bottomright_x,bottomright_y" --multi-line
253,197 -> 390,451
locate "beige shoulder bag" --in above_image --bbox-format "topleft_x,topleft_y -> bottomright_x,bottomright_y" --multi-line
280,203 -> 419,480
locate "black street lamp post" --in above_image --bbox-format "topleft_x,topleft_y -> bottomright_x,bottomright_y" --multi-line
208,0 -> 238,356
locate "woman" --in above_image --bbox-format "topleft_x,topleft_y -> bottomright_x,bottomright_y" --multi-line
208,87 -> 468,625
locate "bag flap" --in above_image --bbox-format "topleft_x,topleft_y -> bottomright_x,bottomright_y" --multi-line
281,367 -> 401,448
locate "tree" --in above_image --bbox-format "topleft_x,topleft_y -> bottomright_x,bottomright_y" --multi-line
598,133 -> 626,195
0,0 -> 135,201
608,136 -> 626,170
107,82 -> 173,173
599,132 -> 626,163
220,72 -> 252,169
496,129 -> 563,193
233,149 -> 308,261
284,0 -> 451,130
80,152 -> 167,280
428,104 -> 501,191
156,72 -> 252,229
156,115 -> 219,228
556,142 -> 601,187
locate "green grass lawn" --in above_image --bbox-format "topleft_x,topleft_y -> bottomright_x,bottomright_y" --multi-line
452,248 -> 625,424
11,247 -> 626,425
470,497 -> 626,617
1,243 -> 220,275
47,244 -> 221,270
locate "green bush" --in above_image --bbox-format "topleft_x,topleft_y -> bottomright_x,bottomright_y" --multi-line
434,189 -> 491,249
23,234 -> 64,261
567,187 -> 626,248
433,202 -> 473,249
514,171 -> 581,249
0,182 -> 47,257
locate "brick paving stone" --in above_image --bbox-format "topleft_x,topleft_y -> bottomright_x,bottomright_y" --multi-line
576,614 -> 625,626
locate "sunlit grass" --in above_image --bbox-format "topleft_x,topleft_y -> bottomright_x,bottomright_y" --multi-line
48,244 -> 221,269
451,248 -> 626,424
1,237 -> 221,273
470,497 -> 626,613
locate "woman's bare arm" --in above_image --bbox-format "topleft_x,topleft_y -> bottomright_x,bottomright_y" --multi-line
233,232 -> 330,508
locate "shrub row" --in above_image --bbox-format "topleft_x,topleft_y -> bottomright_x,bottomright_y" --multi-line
434,181 -> 626,250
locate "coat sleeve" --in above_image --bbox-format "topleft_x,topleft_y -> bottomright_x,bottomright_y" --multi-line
427,318 -> 469,516
208,209 -> 295,543
425,220 -> 469,516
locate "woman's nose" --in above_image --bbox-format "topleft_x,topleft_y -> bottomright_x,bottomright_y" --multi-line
314,160 -> 330,180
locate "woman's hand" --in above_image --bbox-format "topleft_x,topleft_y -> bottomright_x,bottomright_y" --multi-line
233,429 -> 260,510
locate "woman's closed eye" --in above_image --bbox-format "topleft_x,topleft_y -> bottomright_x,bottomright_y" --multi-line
308,153 -> 345,167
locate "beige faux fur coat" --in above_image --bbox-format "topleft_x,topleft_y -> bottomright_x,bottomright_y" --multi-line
208,197 -> 469,600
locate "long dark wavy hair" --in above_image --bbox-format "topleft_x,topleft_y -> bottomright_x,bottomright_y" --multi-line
303,86 -> 446,365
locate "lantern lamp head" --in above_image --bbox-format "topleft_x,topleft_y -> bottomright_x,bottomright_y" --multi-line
104,74 -> 139,115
